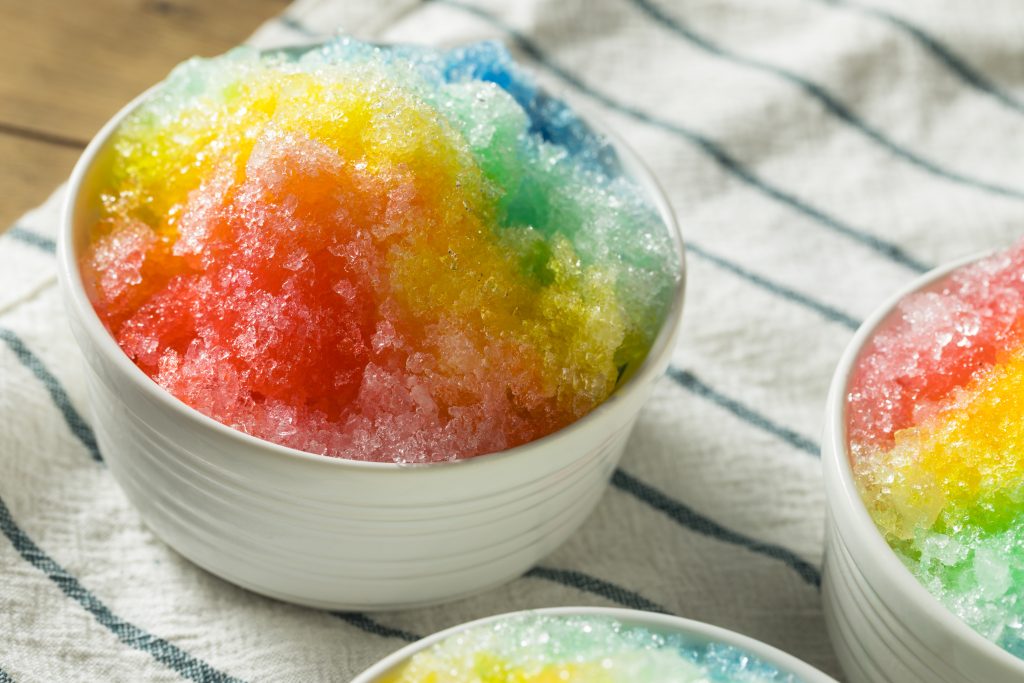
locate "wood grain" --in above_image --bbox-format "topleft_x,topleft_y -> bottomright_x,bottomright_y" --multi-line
0,135 -> 81,229
0,0 -> 288,230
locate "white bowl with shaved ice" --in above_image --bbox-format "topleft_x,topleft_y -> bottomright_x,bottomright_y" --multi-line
352,607 -> 837,683
57,38 -> 685,609
823,249 -> 1024,682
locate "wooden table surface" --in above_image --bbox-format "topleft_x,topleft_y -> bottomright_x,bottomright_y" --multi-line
0,0 -> 289,230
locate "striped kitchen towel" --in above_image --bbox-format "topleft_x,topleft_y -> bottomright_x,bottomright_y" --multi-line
5,0 -> 1024,680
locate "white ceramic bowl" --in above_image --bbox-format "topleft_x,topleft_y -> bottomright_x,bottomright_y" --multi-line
57,73 -> 686,611
352,606 -> 837,682
822,253 -> 1024,682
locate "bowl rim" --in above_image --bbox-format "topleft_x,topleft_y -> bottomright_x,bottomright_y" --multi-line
823,249 -> 1024,673
57,46 -> 687,473
349,606 -> 838,682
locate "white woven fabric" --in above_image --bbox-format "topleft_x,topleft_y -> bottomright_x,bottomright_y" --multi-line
4,0 -> 1024,680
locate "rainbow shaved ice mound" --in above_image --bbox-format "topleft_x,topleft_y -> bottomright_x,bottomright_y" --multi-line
375,614 -> 801,682
80,38 -> 678,463
848,242 -> 1024,657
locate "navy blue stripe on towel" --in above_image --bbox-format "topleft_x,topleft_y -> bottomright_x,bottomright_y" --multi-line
666,367 -> 820,457
611,470 -> 822,587
526,566 -> 671,613
0,495 -> 245,683
0,328 -> 102,462
332,566 -> 674,644
278,14 -> 319,38
6,226 -> 56,255
333,613 -> 421,643
686,243 -> 860,331
816,0 -> 1024,116
0,665 -> 14,683
630,0 -> 1024,203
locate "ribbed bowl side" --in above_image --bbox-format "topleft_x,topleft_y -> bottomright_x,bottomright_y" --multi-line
823,514 -> 962,683
80,333 -> 639,609
58,61 -> 686,611
822,501 -> 1024,683
821,253 -> 1024,683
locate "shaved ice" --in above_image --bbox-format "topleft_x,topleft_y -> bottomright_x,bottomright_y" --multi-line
80,38 -> 679,463
848,241 -> 1024,657
375,613 -> 801,682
